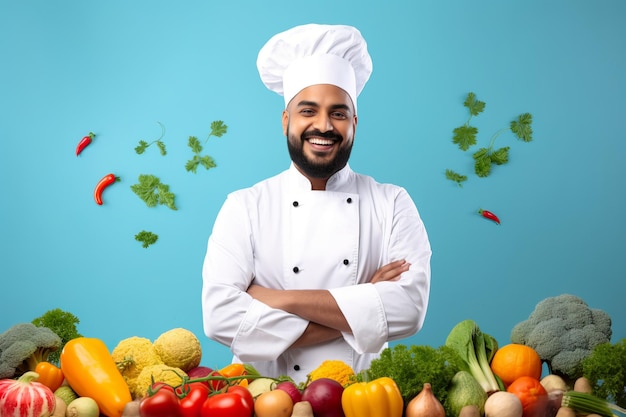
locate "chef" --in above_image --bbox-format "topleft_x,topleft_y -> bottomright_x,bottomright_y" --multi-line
201,23 -> 432,383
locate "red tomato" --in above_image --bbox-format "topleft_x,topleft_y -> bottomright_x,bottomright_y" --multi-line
507,376 -> 548,417
227,385 -> 254,411
140,384 -> 182,417
201,392 -> 252,417
179,382 -> 210,417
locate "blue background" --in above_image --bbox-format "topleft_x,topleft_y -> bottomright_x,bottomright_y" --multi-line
1,1 -> 624,369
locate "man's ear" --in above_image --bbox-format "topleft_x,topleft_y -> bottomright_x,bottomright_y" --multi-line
282,110 -> 289,136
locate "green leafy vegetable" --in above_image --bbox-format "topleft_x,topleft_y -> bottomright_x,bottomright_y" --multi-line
358,344 -> 463,408
582,338 -> 626,408
134,230 -> 159,248
130,174 -> 177,210
31,309 -> 82,366
135,122 -> 167,156
445,319 -> 500,394
186,120 -> 228,173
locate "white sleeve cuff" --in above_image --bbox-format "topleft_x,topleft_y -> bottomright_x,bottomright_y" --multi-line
231,299 -> 309,361
329,283 -> 387,353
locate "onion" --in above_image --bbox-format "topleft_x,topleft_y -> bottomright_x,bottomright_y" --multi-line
66,397 -> 99,417
406,383 -> 446,417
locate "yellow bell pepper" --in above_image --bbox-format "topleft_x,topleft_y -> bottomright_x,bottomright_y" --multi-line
341,377 -> 403,417
60,337 -> 132,417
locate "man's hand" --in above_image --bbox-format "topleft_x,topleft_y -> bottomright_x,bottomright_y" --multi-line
370,259 -> 410,283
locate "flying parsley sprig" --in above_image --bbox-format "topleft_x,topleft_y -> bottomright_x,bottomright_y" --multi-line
130,174 -> 177,210
135,122 -> 167,156
186,120 -> 228,173
135,230 -> 159,248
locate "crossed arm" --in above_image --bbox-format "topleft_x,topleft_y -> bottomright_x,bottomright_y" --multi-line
246,259 -> 410,348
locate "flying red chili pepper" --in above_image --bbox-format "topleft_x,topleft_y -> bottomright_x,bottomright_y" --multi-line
94,173 -> 120,205
76,132 -> 96,156
478,208 -> 500,225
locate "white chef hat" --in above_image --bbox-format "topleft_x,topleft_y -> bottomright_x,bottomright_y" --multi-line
257,23 -> 373,114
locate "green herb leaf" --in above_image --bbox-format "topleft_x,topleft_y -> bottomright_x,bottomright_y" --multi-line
135,140 -> 148,155
490,146 -> 510,165
156,183 -> 177,210
445,169 -> 468,187
130,174 -> 177,210
135,230 -> 159,248
210,120 -> 228,138
464,92 -> 486,116
452,125 -> 478,151
188,136 -> 203,154
185,157 -> 200,173
199,155 -> 217,170
511,113 -> 533,142
474,153 -> 492,177
157,141 -> 167,156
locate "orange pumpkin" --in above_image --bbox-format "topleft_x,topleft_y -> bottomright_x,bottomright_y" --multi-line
490,343 -> 542,387
507,376 -> 548,417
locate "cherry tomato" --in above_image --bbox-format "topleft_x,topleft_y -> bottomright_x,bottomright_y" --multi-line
200,392 -> 252,417
254,389 -> 293,417
140,383 -> 182,417
179,382 -> 210,417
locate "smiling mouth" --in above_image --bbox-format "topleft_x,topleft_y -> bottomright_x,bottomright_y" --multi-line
307,137 -> 336,146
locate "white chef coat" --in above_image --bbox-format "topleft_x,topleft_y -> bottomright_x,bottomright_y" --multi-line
201,163 -> 431,383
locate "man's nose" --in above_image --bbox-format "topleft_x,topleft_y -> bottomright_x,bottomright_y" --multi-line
313,114 -> 334,132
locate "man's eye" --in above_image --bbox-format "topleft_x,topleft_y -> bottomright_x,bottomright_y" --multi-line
300,109 -> 315,116
331,112 -> 348,119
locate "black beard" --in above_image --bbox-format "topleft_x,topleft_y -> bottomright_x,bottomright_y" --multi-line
286,128 -> 353,179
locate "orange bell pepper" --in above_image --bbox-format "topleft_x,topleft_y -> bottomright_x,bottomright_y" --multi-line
341,377 -> 403,417
219,363 -> 249,386
60,337 -> 132,417
35,361 -> 64,392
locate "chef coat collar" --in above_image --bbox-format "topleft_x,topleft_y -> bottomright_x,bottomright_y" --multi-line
288,163 -> 353,191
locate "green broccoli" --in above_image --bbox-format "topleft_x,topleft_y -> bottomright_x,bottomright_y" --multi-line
511,294 -> 612,385
0,323 -> 62,378
32,308 -> 82,365
582,338 -> 626,408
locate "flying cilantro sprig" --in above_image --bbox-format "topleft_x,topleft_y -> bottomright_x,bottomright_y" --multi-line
445,169 -> 468,187
130,174 -> 177,210
446,92 -> 534,184
186,120 -> 228,173
135,230 -> 159,248
135,122 -> 167,156
472,112 -> 533,177
452,92 -> 485,151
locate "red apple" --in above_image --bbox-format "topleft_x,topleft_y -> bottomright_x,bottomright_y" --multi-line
301,378 -> 345,417
275,380 -> 302,404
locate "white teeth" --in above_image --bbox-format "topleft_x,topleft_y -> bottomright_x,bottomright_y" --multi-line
308,138 -> 334,145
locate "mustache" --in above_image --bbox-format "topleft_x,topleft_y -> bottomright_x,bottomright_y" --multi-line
302,130 -> 343,141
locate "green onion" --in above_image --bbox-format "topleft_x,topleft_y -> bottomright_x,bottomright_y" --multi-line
561,391 -> 626,417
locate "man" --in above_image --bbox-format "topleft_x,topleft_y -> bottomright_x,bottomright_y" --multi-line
201,23 -> 431,382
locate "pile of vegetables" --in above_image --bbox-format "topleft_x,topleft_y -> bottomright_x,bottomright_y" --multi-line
1,296 -> 626,417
